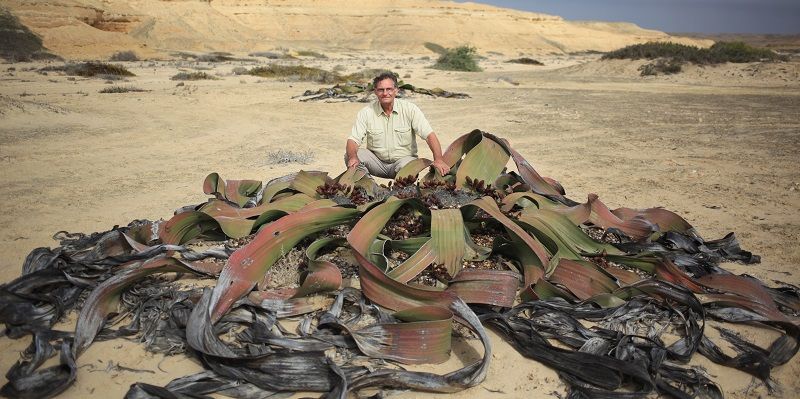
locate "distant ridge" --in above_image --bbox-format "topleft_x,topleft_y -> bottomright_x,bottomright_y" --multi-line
2,0 -> 711,59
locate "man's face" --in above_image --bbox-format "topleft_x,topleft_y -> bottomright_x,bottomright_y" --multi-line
374,78 -> 397,107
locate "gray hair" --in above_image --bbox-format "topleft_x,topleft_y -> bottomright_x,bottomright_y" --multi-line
372,72 -> 398,88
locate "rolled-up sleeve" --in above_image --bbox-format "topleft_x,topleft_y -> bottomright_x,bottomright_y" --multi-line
409,102 -> 433,140
348,109 -> 369,145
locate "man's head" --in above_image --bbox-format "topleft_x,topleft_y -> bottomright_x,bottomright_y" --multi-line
373,72 -> 398,109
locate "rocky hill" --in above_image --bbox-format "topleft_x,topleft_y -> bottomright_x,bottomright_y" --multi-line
2,0 -> 711,59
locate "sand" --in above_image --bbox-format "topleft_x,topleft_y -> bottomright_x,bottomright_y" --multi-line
0,51 -> 798,398
3,0 -> 712,59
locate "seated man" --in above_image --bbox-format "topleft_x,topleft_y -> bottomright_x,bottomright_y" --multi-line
345,72 -> 449,178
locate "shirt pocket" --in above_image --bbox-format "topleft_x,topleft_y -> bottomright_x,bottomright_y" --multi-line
366,128 -> 385,150
393,126 -> 413,147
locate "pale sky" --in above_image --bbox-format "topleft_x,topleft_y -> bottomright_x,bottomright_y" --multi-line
456,0 -> 800,34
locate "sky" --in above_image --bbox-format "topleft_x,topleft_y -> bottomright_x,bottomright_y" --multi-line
455,0 -> 800,34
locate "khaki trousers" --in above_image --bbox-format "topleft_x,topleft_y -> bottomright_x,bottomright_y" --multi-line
345,149 -> 415,179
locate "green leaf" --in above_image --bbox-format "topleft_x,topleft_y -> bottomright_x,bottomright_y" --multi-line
612,206 -> 696,237
455,135 -> 509,188
442,129 -> 483,168
430,209 -> 466,277
348,306 -> 453,364
160,211 -> 221,245
292,237 -> 346,298
446,269 -> 519,307
396,158 -> 433,180
209,206 -> 359,322
588,195 -> 656,240
203,172 -> 262,207
463,197 -> 549,289
548,259 -> 619,300
386,241 -> 437,283
519,209 -> 622,258
289,170 -> 330,198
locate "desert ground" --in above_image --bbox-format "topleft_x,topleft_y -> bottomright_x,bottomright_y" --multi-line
1,51 -> 799,398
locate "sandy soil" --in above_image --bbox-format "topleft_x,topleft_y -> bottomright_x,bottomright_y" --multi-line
0,53 -> 799,398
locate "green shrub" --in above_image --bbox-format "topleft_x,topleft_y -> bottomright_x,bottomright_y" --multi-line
99,85 -> 146,93
707,41 -> 787,63
246,65 -> 339,83
110,50 -> 139,62
603,41 -> 787,65
171,71 -> 218,81
432,46 -> 482,72
424,42 -> 447,55
506,57 -> 543,65
40,62 -> 135,77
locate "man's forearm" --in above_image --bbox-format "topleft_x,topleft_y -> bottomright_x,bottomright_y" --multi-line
346,139 -> 359,161
425,133 -> 444,161
426,133 -> 450,175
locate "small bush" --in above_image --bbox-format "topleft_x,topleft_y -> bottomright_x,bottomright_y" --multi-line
249,51 -> 295,59
40,62 -> 135,77
231,66 -> 248,75
707,41 -> 787,63
99,86 -> 146,93
638,59 -> 682,76
266,149 -> 315,165
424,42 -> 447,55
432,46 -> 482,72
171,71 -> 218,81
246,65 -> 339,83
506,57 -> 543,65
110,50 -> 139,61
296,50 -> 327,59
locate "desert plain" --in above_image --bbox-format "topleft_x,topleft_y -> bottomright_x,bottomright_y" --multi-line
1,2 -> 800,398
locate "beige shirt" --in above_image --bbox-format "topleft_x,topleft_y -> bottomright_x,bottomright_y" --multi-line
348,98 -> 433,163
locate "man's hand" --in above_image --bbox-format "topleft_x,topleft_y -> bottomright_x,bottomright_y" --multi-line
347,155 -> 361,169
345,139 -> 361,169
425,133 -> 449,176
431,158 -> 450,176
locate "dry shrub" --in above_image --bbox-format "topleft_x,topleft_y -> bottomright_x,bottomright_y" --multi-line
171,71 -> 218,81
40,62 -> 135,77
99,85 -> 146,93
506,57 -> 543,65
266,149 -> 315,165
246,65 -> 339,83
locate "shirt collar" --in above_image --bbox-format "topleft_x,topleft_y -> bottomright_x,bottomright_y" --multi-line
373,100 -> 398,117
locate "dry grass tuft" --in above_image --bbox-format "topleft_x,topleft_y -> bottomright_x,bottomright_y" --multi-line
265,149 -> 315,165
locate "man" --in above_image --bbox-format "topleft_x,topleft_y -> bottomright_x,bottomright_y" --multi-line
345,72 -> 450,178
